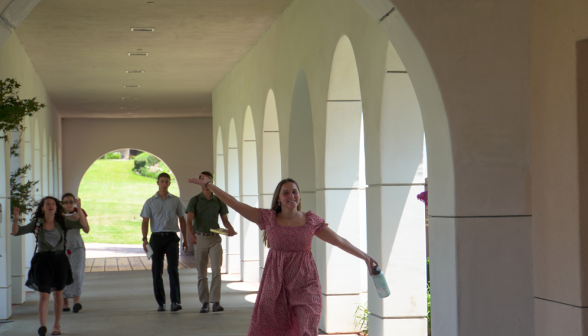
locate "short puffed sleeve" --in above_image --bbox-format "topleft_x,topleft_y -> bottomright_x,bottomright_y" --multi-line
306,211 -> 328,235
257,208 -> 277,230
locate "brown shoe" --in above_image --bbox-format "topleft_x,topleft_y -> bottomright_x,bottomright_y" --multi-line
212,302 -> 224,312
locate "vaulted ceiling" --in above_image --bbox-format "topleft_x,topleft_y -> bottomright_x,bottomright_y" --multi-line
15,0 -> 293,118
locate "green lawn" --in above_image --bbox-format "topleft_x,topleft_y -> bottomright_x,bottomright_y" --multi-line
77,160 -> 179,244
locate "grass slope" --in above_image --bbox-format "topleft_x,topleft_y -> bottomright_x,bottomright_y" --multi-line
77,160 -> 180,244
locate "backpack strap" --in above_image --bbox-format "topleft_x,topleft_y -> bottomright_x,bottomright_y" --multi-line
58,219 -> 68,249
33,223 -> 39,254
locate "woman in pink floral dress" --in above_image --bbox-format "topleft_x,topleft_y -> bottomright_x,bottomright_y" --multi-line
189,176 -> 379,336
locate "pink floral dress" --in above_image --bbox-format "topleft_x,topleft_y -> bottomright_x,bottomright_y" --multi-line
248,209 -> 328,336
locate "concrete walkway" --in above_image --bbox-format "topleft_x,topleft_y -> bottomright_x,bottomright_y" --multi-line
0,269 -> 357,335
1,269 -> 258,336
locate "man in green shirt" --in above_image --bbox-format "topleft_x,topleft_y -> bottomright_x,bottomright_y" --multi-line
184,171 -> 237,313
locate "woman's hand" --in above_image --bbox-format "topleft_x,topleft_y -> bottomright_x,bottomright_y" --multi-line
13,206 -> 19,221
76,198 -> 82,209
188,174 -> 211,187
365,255 -> 379,276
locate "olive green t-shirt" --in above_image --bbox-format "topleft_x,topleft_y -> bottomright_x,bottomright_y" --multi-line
185,193 -> 229,233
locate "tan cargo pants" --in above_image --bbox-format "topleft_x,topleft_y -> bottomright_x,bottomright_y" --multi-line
194,233 -> 223,304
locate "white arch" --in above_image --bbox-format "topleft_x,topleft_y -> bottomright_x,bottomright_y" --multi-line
48,138 -> 54,196
23,117 -> 36,277
226,119 -> 241,274
42,129 -> 48,197
241,107 -> 260,282
366,41 -> 428,335
320,35 -> 368,333
215,127 -> 226,191
33,119 -> 41,201
242,106 -> 258,195
262,89 -> 282,197
288,70 -> 316,197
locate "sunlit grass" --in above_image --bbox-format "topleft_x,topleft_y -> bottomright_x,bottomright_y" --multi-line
77,160 -> 179,244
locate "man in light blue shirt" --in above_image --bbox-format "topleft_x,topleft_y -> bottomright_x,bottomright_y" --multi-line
141,173 -> 187,312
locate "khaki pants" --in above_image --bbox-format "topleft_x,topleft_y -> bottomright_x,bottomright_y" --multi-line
194,234 -> 223,304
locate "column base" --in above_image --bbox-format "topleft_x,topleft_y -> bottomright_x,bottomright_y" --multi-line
0,287 -> 12,319
241,260 -> 260,282
320,294 -> 362,333
369,315 -> 427,336
11,275 -> 25,304
227,254 -> 241,274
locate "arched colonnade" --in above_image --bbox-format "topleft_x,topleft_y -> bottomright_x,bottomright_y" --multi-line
213,34 -> 431,335
211,0 -> 532,335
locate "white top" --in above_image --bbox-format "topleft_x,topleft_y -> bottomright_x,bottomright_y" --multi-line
140,192 -> 185,233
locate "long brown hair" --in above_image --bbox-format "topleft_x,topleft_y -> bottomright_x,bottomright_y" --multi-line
263,178 -> 302,247
32,196 -> 66,225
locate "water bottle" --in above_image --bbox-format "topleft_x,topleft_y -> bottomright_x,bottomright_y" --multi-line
371,266 -> 391,298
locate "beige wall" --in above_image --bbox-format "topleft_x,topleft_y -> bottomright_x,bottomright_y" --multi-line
61,118 -> 213,205
531,0 -> 588,333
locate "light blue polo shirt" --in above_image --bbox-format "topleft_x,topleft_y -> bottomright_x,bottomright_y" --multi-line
140,192 -> 185,233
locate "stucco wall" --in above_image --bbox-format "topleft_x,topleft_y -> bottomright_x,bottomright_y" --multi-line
61,118 -> 213,205
531,0 -> 588,333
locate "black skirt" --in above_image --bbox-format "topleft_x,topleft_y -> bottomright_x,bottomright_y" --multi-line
26,251 -> 74,294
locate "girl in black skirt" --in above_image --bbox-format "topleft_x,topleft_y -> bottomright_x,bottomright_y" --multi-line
11,196 -> 89,336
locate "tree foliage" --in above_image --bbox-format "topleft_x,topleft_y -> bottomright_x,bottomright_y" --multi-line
0,78 -> 44,221
0,78 -> 45,142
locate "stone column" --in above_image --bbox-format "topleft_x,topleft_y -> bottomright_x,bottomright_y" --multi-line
10,131 -> 26,304
226,146 -> 240,275
366,185 -> 427,335
240,195 -> 260,282
0,133 -> 12,319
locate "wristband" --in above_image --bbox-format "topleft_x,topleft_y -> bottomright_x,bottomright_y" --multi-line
205,181 -> 212,187
142,237 -> 147,242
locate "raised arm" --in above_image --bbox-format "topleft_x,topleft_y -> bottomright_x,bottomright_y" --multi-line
188,175 -> 260,224
315,227 -> 379,276
76,199 -> 90,233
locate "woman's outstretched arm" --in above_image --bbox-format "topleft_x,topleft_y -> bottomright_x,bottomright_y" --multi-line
188,175 -> 260,224
315,227 -> 379,275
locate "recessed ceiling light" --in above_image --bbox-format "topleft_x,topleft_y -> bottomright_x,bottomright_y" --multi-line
122,97 -> 137,100
128,52 -> 148,56
123,85 -> 140,88
126,70 -> 145,74
147,2 -> 154,4
131,28 -> 155,32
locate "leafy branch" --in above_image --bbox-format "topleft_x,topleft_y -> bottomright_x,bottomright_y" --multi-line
0,78 -> 44,222
10,162 -> 39,223
0,78 -> 45,142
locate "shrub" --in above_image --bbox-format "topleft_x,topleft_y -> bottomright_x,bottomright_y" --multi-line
132,153 -> 175,180
102,151 -> 121,160
133,152 -> 160,170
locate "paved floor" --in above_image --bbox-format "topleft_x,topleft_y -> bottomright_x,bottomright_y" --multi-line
0,265 -> 356,335
1,270 -> 258,336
